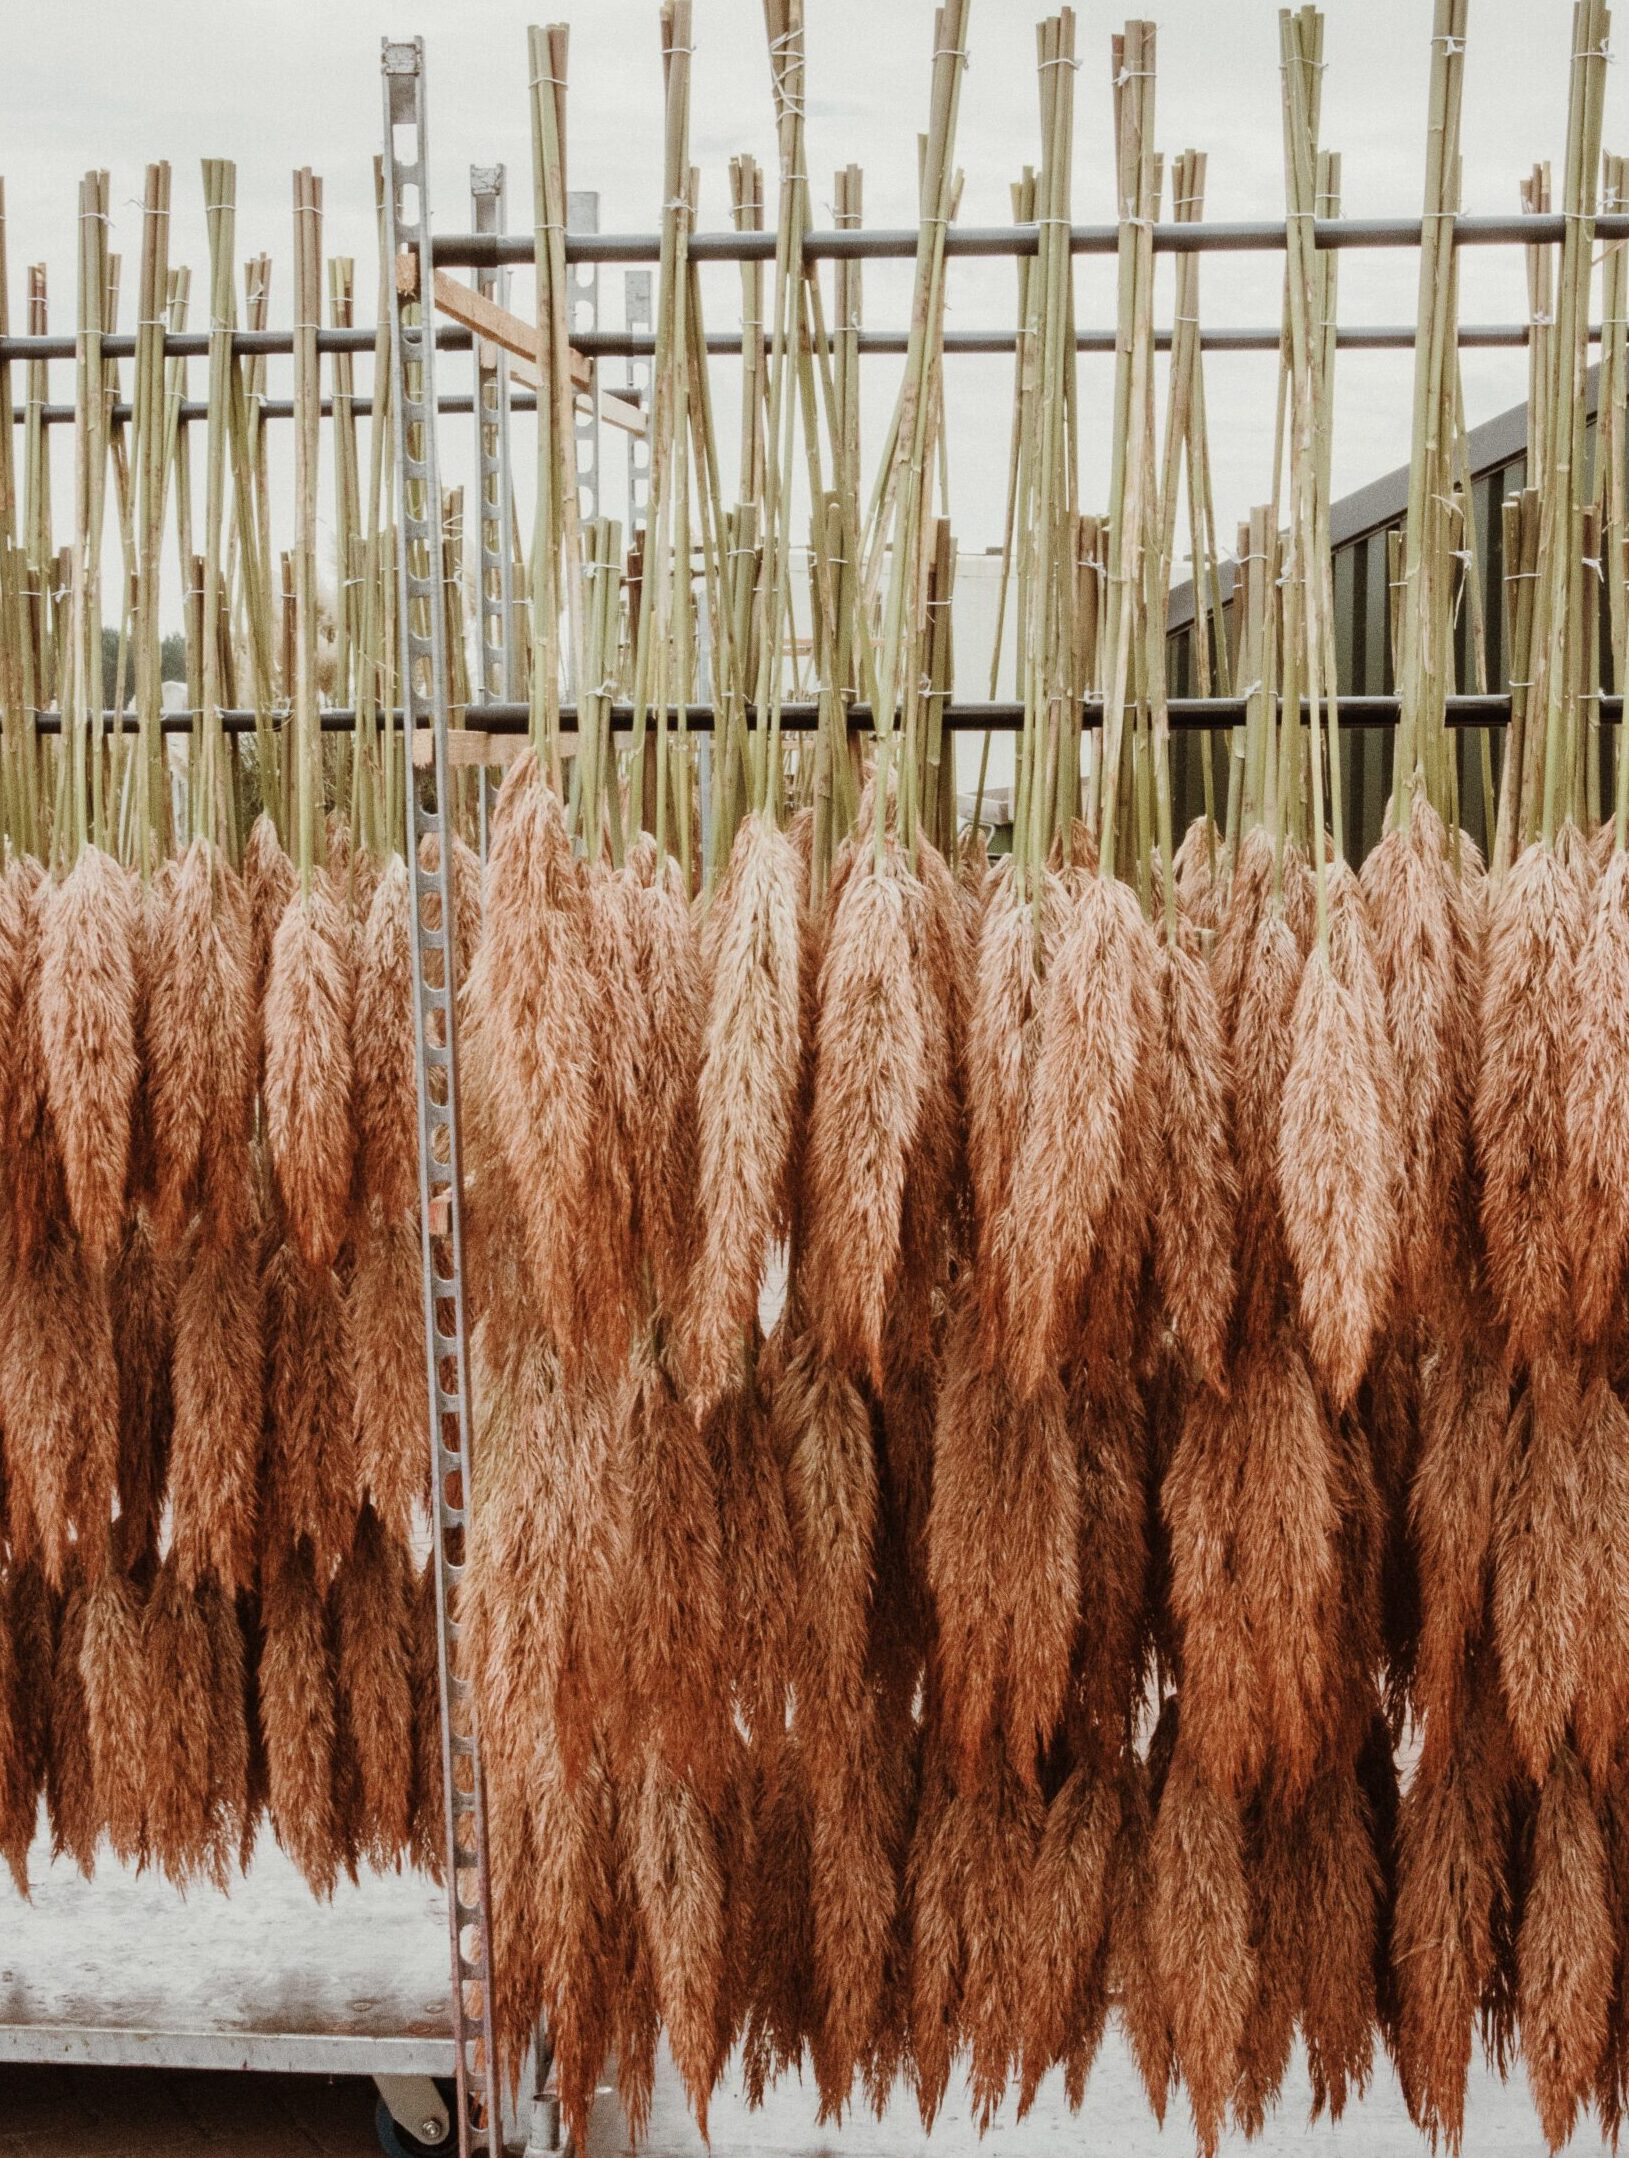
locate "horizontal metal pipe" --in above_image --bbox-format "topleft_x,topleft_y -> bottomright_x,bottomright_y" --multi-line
25,392 -> 542,424
433,210 -> 1629,269
20,693 -> 1595,736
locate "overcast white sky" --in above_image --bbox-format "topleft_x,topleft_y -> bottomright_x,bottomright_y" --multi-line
4,0 -> 1615,597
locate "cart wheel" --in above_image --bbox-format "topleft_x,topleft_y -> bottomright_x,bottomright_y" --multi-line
374,2091 -> 457,2158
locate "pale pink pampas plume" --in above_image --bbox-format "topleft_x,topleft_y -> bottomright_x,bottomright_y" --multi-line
1563,848 -> 1629,1342
38,846 -> 140,1268
145,838 -> 257,1253
1360,796 -> 1463,1300
1007,872 -> 1148,1395
1278,938 -> 1398,1410
1149,1735 -> 1255,2158
143,1553 -> 215,1886
627,833 -> 703,1316
802,853 -> 927,1380
264,885 -> 356,1273
0,1235 -> 119,1588
1153,938 -> 1238,1392
464,757 -> 600,1362
0,856 -> 65,1264
1492,1347 -> 1585,1782
1174,814 -> 1223,930
258,1539 -> 341,1896
349,1210 -> 428,1546
686,812 -> 803,1409
352,854 -> 418,1227
330,1502 -> 414,1870
1518,1745 -> 1614,2152
1475,840 -> 1588,1364
708,1379 -> 794,1739
81,1555 -> 150,1865
1572,1374 -> 1629,1786
928,1291 -> 1079,1781
1211,822 -> 1274,1033
263,1237 -> 359,1585
1016,1755 -> 1121,2111
168,1221 -> 263,1591
244,814 -> 297,990
616,1334 -> 726,1780
1409,1293 -> 1513,1751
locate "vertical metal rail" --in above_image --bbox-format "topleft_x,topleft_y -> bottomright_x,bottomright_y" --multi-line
381,40 -> 502,2158
470,163 -> 516,857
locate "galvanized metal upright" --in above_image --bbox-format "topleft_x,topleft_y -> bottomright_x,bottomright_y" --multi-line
381,39 -> 503,2158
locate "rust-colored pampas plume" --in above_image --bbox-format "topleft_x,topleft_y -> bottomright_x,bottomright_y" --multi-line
616,1335 -> 726,1778
1572,1375 -> 1629,1786
49,1567 -> 98,1874
958,1753 -> 1045,2131
464,761 -> 599,1358
143,1554 -> 215,1886
1476,841 -> 1588,1364
1149,1737 -> 1255,2157
1008,873 -> 1147,1395
742,1729 -> 815,2105
1071,1363 -> 1149,1737
928,1293 -> 1078,1779
1017,1757 -> 1121,2111
0,1235 -> 119,1587
581,863 -> 641,1362
244,813 -> 296,990
1154,939 -> 1237,1392
258,1541 -> 340,1896
1410,1297 -> 1512,1749
145,839 -> 256,1253
627,835 -> 702,1315
893,840 -> 969,1349
1107,1746 -> 1174,2122
632,1748 -> 726,2137
352,854 -> 418,1227
1212,823 -> 1274,1031
463,1327 -> 616,1787
81,1556 -> 149,1865
38,846 -> 139,1268
710,1727 -> 761,2093
0,1582 -> 32,1893
408,1556 -> 444,1881
610,1790 -> 662,2141
708,1380 -> 794,1737
807,1703 -> 898,2118
330,1503 -> 414,1869
1278,939 -> 1397,1411
349,1212 -> 428,1545
802,854 -> 926,1381
264,1241 -> 359,1586
1492,1348 -> 1585,1783
1297,1766 -> 1380,2119
780,1335 -> 876,1760
1564,849 -> 1629,1343
1392,1657 -> 1508,2150
964,860 -> 1065,1344
1233,1789 -> 1303,2136
686,812 -> 803,1409
1519,1745 -> 1614,2151
0,857 -> 64,1263
264,886 -> 356,1273
531,1741 -> 618,2142
1230,905 -> 1302,1326
111,1220 -> 174,1562
1162,1380 -> 1259,1799
201,1578 -> 251,1886
1360,798 -> 1462,1300
169,1222 -> 263,1590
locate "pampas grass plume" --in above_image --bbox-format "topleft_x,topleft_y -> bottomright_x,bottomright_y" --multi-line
264,886 -> 356,1273
264,1241 -> 359,1586
244,814 -> 296,989
144,1554 -> 215,1885
330,1502 -> 414,1868
1154,939 -> 1238,1391
1564,848 -> 1629,1342
169,1223 -> 263,1590
39,846 -> 139,1268
81,1558 -> 149,1865
1492,1349 -> 1585,1783
352,853 -> 419,1227
1519,1745 -> 1613,2151
349,1210 -> 429,1545
259,1541 -> 340,1895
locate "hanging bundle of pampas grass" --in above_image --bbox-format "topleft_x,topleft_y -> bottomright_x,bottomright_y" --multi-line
264,883 -> 356,1274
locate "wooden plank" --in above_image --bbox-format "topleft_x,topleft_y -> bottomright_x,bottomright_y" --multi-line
412,726 -> 561,769
408,265 -> 646,436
